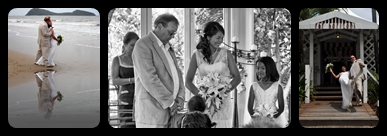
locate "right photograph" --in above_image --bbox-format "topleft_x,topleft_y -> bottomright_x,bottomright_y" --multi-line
298,8 -> 379,128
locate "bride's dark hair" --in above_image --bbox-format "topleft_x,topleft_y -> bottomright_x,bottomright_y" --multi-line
196,21 -> 225,64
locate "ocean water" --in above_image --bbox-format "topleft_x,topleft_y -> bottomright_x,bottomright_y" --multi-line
8,16 -> 100,49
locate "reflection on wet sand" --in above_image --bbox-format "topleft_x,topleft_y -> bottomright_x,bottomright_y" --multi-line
8,66 -> 100,128
35,69 -> 63,120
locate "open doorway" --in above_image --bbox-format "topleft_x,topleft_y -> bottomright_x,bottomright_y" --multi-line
321,41 -> 355,86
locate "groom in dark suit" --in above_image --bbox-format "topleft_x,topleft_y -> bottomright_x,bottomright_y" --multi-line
349,55 -> 366,106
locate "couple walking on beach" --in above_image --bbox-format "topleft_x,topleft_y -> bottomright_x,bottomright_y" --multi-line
34,16 -> 61,67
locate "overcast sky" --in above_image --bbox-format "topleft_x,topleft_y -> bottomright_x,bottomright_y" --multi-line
8,8 -> 100,16
347,8 -> 379,24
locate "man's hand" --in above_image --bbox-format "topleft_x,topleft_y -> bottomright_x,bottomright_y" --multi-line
175,97 -> 184,111
169,102 -> 178,116
359,61 -> 364,67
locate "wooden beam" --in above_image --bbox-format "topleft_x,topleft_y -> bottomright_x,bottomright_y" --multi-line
338,30 -> 358,37
316,30 -> 336,37
320,34 -> 356,41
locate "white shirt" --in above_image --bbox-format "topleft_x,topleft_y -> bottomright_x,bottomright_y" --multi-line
151,31 -> 180,107
350,62 -> 354,78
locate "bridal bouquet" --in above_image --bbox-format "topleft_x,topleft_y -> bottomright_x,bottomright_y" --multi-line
243,115 -> 281,128
253,104 -> 278,118
325,63 -> 334,73
196,72 -> 231,117
57,35 -> 63,46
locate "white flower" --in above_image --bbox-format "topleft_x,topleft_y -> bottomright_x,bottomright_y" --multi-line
195,72 -> 231,117
325,63 -> 334,73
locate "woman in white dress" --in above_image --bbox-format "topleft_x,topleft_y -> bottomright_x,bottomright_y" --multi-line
36,21 -> 59,67
185,21 -> 241,128
329,66 -> 353,110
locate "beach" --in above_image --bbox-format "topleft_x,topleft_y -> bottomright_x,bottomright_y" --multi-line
8,16 -> 100,128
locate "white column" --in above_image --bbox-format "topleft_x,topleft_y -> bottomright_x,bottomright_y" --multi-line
232,8 -> 254,127
309,30 -> 314,88
305,65 -> 310,103
316,42 -> 321,86
359,30 -> 364,61
363,65 -> 368,103
223,8 -> 231,47
183,8 -> 194,101
141,8 -> 152,38
230,8 -> 239,102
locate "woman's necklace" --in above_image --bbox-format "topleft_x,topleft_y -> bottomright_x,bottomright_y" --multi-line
211,48 -> 220,58
210,48 -> 220,64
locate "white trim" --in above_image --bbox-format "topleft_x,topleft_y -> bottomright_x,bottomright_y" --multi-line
299,10 -> 378,29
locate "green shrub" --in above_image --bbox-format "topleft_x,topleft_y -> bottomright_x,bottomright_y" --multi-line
367,70 -> 379,104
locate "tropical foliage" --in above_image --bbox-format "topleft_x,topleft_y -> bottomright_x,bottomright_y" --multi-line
299,72 -> 316,106
367,70 -> 379,104
108,8 -> 140,77
253,8 -> 291,89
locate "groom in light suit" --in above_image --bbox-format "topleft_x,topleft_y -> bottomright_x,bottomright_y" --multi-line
35,16 -> 52,66
349,55 -> 366,106
132,13 -> 185,128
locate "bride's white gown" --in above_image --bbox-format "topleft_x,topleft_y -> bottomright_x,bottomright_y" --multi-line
36,34 -> 57,66
339,71 -> 353,109
195,48 -> 233,128
242,81 -> 287,128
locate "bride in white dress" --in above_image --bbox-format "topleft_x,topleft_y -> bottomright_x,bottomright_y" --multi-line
329,66 -> 353,110
36,21 -> 59,67
185,21 -> 241,128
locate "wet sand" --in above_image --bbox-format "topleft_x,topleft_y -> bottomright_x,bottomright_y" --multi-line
8,26 -> 100,128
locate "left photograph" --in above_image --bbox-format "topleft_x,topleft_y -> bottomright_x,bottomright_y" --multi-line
8,8 -> 100,128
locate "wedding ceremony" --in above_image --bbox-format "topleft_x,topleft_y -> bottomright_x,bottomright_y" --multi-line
298,8 -> 379,128
8,8 -> 100,128
108,8 -> 291,128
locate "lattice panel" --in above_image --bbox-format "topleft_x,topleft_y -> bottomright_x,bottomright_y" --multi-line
303,35 -> 310,62
364,36 -> 376,72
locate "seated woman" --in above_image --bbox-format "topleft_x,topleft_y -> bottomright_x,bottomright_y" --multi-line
168,95 -> 216,128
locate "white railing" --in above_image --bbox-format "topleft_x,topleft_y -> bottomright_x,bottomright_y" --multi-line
363,65 -> 368,103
